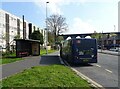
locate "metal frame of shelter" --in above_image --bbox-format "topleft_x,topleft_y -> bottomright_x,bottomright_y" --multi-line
15,39 -> 40,57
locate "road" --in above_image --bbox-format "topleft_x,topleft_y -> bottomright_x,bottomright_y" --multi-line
57,51 -> 118,88
1,51 -> 119,88
69,53 -> 118,88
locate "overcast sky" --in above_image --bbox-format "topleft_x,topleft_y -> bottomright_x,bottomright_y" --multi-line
1,0 -> 119,34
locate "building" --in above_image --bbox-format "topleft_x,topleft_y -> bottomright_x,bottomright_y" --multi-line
0,9 -> 46,51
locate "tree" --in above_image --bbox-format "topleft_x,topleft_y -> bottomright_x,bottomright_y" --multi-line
48,31 -> 64,46
91,31 -> 103,47
57,36 -> 64,43
30,30 -> 43,45
47,14 -> 68,43
48,31 -> 54,45
109,33 -> 117,37
1,32 -> 6,43
14,34 -> 20,39
91,31 -> 102,40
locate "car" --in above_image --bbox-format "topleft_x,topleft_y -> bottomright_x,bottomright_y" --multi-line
109,48 -> 117,52
109,47 -> 120,52
115,47 -> 120,52
98,45 -> 101,49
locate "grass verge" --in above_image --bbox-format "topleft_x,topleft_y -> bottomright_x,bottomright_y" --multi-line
0,49 -> 57,65
40,49 -> 57,56
1,65 -> 92,88
0,58 -> 23,65
1,52 -> 23,65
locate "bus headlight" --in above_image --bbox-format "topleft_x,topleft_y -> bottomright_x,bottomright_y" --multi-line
91,55 -> 94,57
79,51 -> 84,55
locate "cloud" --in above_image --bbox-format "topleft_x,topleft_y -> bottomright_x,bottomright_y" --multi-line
33,0 -> 64,15
33,0 -> 118,15
48,2 -> 63,15
33,0 -> 87,16
67,17 -> 96,34
33,0 -> 117,3
33,0 -> 118,34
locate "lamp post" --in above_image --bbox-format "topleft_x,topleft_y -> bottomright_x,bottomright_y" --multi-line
113,25 -> 116,49
46,1 -> 49,54
101,31 -> 103,52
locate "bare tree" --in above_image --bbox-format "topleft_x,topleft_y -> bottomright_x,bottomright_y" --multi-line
47,14 -> 68,42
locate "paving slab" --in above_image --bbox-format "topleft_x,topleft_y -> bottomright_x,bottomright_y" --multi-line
1,51 -> 61,79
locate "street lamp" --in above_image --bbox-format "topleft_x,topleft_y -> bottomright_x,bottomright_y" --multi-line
113,25 -> 116,49
101,31 -> 103,52
46,1 -> 49,54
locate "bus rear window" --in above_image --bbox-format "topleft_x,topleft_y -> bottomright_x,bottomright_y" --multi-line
76,40 -> 81,43
75,39 -> 96,49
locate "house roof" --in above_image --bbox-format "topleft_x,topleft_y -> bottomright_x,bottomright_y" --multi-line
14,39 -> 40,43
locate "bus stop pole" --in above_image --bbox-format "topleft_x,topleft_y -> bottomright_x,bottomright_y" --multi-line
101,31 -> 103,52
46,2 -> 49,54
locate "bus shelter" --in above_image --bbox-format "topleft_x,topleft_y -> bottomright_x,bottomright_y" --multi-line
15,39 -> 40,57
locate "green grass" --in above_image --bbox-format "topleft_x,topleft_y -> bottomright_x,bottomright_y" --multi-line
40,49 -> 57,56
0,58 -> 23,65
2,52 -> 16,58
0,52 -> 21,65
0,49 -> 57,65
1,65 -> 92,88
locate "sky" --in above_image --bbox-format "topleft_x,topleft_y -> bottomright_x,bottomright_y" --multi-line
1,0 -> 119,34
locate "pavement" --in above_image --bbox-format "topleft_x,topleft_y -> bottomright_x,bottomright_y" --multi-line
1,50 -> 119,89
1,51 -> 61,80
1,50 -> 118,80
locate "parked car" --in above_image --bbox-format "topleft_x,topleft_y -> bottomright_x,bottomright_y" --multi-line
98,45 -> 101,49
109,47 -> 120,52
115,47 -> 120,52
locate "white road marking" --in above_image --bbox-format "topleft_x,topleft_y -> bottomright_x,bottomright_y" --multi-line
94,64 -> 101,68
94,64 -> 113,73
105,69 -> 113,73
71,68 -> 105,88
58,56 -> 104,88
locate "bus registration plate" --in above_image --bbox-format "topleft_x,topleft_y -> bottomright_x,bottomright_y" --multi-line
83,59 -> 89,62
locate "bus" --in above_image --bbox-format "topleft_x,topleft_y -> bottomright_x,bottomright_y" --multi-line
60,38 -> 97,64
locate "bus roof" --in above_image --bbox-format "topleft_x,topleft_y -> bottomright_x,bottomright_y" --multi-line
66,38 -> 96,41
